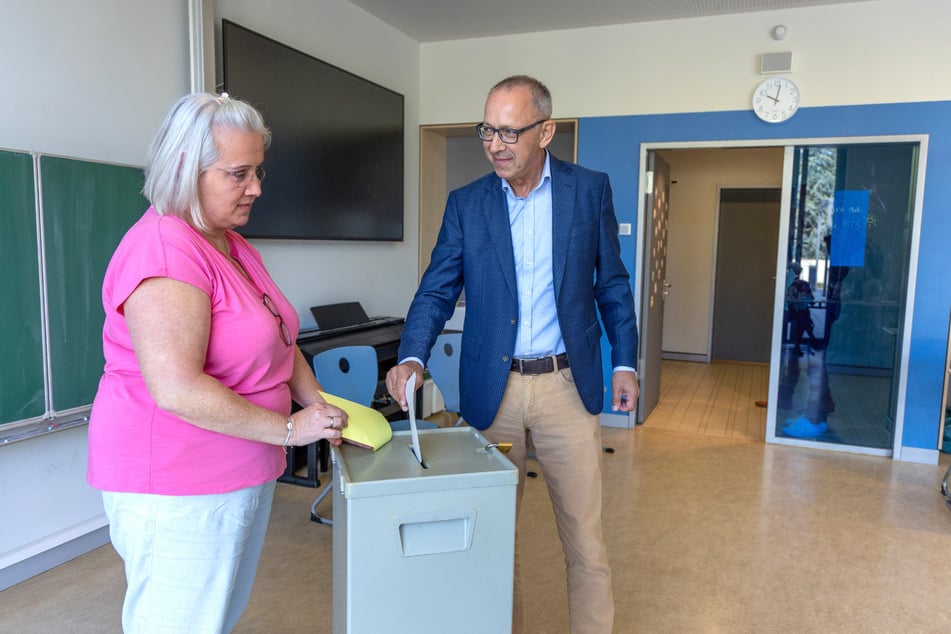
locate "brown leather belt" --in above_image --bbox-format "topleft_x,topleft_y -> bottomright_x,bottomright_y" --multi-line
511,353 -> 570,375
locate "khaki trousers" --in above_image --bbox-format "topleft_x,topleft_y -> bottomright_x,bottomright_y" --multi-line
482,367 -> 614,634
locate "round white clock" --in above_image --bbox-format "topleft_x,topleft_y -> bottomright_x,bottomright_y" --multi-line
752,77 -> 800,123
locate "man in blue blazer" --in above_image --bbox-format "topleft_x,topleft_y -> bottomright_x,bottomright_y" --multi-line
387,75 -> 638,634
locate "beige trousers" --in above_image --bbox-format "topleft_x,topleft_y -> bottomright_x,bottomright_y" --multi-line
482,367 -> 614,634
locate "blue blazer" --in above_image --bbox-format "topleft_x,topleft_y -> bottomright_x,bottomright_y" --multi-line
399,155 -> 638,429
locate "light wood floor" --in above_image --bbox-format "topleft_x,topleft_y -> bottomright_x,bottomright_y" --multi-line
642,359 -> 769,441
4,361 -> 951,633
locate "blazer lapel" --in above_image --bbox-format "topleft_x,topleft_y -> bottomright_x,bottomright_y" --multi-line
550,157 -> 575,298
484,181 -> 518,299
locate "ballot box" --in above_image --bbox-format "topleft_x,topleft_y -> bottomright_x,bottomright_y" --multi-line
332,426 -> 517,634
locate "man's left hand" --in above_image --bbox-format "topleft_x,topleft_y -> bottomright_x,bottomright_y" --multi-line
611,370 -> 639,413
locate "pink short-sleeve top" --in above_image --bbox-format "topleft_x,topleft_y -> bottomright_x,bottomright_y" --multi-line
87,207 -> 299,495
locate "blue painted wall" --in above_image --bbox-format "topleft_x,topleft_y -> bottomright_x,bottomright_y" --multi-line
579,101 -> 951,451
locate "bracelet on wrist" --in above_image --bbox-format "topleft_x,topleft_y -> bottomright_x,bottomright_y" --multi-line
282,417 -> 293,448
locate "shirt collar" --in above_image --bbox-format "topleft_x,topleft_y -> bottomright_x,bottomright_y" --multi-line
501,152 -> 551,198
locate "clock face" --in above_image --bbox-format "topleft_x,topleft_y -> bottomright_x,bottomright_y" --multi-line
752,77 -> 800,123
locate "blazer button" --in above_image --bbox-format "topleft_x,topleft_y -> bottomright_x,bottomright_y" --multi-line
510,318 -> 517,325
502,355 -> 510,363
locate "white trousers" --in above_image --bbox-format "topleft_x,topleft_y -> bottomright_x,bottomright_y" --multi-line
102,480 -> 276,633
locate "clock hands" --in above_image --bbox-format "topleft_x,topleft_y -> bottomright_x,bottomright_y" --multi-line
752,77 -> 799,122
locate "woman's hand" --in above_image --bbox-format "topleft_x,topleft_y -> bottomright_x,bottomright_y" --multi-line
290,401 -> 349,447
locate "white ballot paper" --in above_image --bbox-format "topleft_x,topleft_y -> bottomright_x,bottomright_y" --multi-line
405,372 -> 424,465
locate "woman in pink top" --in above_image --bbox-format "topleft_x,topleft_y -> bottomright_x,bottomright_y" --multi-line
88,93 -> 347,633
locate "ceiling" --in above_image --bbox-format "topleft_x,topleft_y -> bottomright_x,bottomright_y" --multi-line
348,0 -> 870,42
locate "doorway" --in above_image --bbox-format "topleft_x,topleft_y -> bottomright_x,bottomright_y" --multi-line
638,147 -> 782,425
639,140 -> 922,456
711,188 -> 781,363
654,147 -> 784,367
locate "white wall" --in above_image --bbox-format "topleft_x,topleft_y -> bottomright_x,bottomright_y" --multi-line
4,1 -> 424,329
215,0 -> 422,327
0,1 -> 189,164
419,0 -> 951,122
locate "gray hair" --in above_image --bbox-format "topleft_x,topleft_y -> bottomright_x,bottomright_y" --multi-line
489,75 -> 553,119
143,92 -> 271,231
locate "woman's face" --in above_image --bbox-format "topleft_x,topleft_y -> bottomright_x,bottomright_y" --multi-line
197,126 -> 265,232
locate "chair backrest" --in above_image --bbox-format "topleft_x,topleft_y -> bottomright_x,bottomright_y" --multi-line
312,345 -> 378,407
427,332 -> 462,414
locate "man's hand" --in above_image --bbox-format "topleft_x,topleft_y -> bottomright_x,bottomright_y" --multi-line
385,361 -> 424,411
611,370 -> 639,413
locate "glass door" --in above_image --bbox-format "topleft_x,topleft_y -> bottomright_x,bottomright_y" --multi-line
774,142 -> 919,450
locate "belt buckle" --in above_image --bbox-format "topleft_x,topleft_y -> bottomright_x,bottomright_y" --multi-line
518,356 -> 552,375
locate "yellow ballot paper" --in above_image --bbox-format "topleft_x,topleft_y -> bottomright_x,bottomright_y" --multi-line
319,391 -> 393,451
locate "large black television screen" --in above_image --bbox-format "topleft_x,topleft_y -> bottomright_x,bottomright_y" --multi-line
221,20 -> 404,241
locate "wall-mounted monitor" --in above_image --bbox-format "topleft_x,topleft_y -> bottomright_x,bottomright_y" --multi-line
221,20 -> 404,241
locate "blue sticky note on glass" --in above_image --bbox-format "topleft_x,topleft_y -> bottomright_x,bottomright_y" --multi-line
831,190 -> 869,267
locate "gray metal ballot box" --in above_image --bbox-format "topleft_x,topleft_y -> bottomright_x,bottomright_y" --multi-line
332,426 -> 517,634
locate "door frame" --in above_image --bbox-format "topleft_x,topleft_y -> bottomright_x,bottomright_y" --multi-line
635,135 -> 928,459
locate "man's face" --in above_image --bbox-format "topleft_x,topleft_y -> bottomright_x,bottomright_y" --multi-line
481,85 -> 551,192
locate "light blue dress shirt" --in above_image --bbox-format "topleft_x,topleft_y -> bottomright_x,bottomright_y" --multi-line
503,154 -> 563,359
503,153 -> 634,374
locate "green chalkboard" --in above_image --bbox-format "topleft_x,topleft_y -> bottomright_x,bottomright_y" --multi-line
41,156 -> 147,413
0,151 -> 43,424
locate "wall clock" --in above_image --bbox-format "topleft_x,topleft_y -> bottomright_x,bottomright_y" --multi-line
752,77 -> 800,123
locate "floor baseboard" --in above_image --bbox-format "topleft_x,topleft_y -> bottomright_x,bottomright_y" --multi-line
0,526 -> 110,591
